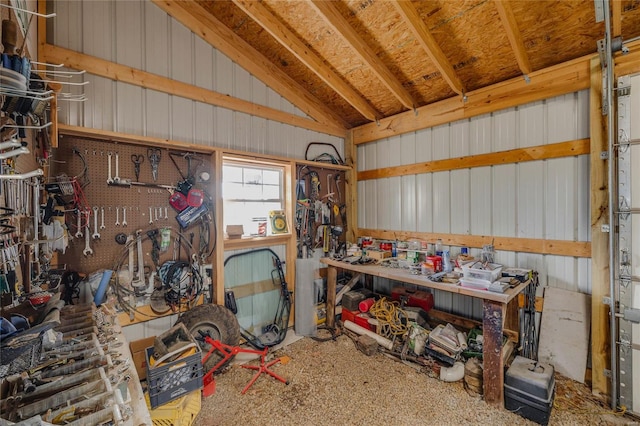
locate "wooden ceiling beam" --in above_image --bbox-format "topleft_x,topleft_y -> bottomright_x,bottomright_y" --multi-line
310,0 -> 417,110
352,53 -> 592,144
41,44 -> 347,138
392,0 -> 465,96
232,0 -> 379,122
151,0 -> 348,132
494,0 -> 532,76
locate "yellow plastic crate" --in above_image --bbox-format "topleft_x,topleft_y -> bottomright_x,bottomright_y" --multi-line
145,390 -> 201,426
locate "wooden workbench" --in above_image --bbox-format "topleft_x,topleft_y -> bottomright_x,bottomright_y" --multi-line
319,257 -> 531,406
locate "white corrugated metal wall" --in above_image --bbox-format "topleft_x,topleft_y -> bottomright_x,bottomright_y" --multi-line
50,0 -> 343,159
48,0 -> 342,340
358,91 -> 591,319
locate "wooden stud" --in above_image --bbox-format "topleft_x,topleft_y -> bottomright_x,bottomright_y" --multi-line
42,44 -> 346,138
310,0 -> 416,110
483,299 -> 505,406
326,265 -> 337,329
392,0 -> 465,96
358,138 -> 589,181
615,39 -> 640,78
233,0 -> 380,122
357,228 -> 591,258
345,130 -> 357,244
494,0 -> 532,76
150,0 -> 348,132
352,53 -> 591,145
589,56 -> 611,399
213,152 -> 225,305
518,294 -> 544,313
612,0 -> 622,38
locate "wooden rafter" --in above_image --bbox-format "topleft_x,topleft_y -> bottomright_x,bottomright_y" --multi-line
392,0 -> 465,96
41,44 -> 347,138
352,53 -> 592,144
151,0 -> 348,132
309,0 -> 416,110
232,0 -> 379,122
494,0 -> 532,76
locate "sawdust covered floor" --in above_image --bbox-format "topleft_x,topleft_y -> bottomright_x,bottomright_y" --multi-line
196,334 -> 631,426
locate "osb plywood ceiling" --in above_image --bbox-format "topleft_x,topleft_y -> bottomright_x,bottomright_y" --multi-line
164,0 -> 640,129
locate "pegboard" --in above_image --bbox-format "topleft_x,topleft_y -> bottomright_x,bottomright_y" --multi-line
295,164 -> 347,257
51,135 -> 216,275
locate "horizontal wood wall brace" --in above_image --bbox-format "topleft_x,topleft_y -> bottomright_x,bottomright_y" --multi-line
357,229 -> 591,258
352,54 -> 592,145
41,44 -> 347,138
357,138 -> 589,181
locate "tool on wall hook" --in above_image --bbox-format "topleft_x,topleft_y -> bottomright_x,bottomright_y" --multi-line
148,148 -> 161,182
131,154 -> 144,182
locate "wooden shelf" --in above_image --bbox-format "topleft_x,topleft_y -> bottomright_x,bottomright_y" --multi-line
224,234 -> 292,250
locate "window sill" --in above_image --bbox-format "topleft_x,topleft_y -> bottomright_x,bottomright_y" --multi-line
224,234 -> 292,250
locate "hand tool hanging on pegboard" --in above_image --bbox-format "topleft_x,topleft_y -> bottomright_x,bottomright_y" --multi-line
147,148 -> 161,182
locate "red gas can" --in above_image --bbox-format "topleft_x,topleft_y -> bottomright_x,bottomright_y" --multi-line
391,287 -> 434,312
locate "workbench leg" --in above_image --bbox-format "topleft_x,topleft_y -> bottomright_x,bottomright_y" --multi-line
483,299 -> 505,406
326,266 -> 337,329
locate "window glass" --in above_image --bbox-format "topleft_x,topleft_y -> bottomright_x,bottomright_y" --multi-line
222,160 -> 285,237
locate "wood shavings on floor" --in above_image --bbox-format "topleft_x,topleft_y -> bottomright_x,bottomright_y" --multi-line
196,335 -> 629,425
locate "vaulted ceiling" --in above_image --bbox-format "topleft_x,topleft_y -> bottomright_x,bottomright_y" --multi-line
156,1 -> 640,130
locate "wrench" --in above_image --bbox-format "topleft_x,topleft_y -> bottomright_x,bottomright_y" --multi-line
154,207 -> 159,222
148,207 -> 153,225
164,207 -> 168,220
83,224 -> 93,256
100,207 -> 106,230
122,206 -> 128,227
107,152 -> 113,184
115,207 -> 120,227
75,210 -> 83,238
114,152 -> 120,183
92,207 -> 100,239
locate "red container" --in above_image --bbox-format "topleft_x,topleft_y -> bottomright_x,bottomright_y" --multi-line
425,255 -> 443,272
358,298 -> 375,313
391,287 -> 434,312
354,313 -> 376,332
341,307 -> 357,324
379,242 -> 392,251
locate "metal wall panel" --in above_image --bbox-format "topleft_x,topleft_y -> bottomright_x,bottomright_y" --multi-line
470,167 -> 492,235
546,93 -> 578,144
517,100 -> 545,148
51,1 -> 343,159
469,114 -> 492,155
493,108 -> 517,151
492,164 -> 516,237
517,162 -> 544,239
357,92 -> 592,315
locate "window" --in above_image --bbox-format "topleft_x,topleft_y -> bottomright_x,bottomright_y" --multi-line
222,158 -> 287,237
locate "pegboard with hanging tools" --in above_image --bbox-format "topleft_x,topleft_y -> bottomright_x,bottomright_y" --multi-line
295,161 -> 348,260
49,134 -> 217,314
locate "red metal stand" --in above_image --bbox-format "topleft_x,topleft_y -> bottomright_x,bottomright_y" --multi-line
201,336 -> 289,397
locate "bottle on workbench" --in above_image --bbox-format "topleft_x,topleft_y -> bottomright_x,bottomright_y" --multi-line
435,238 -> 443,257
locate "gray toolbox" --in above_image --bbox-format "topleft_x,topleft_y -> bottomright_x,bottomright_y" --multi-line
504,355 -> 555,425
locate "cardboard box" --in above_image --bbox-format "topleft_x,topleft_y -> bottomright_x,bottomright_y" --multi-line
130,336 -> 156,380
366,249 -> 391,260
226,225 -> 244,239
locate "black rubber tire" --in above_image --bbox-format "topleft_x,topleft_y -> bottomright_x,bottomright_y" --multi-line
176,304 -> 240,373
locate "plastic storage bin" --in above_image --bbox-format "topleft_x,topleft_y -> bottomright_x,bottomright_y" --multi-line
146,346 -> 203,409
145,390 -> 202,426
504,356 -> 555,425
461,261 -> 502,282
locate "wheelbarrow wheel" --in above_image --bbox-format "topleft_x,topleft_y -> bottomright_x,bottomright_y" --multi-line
177,304 -> 240,373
